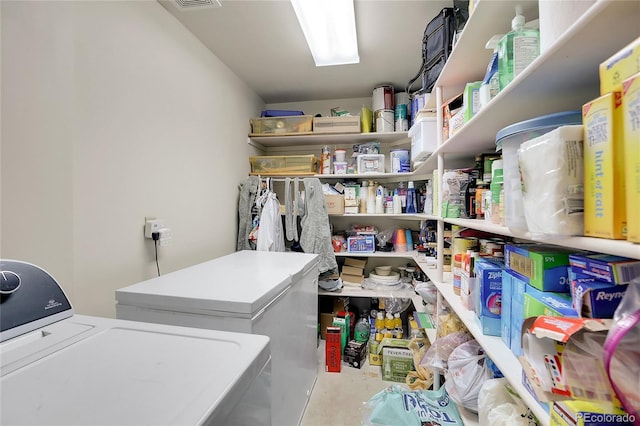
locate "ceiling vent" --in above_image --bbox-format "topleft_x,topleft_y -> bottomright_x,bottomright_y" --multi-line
172,0 -> 222,10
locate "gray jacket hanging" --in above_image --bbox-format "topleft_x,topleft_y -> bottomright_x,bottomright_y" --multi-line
300,178 -> 338,274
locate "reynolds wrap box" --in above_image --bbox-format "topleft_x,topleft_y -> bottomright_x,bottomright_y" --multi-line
569,269 -> 627,318
524,285 -> 578,318
504,244 -> 573,292
599,37 -> 640,95
569,253 -> 640,284
623,73 -> 640,242
474,258 -> 504,336
583,92 -> 626,239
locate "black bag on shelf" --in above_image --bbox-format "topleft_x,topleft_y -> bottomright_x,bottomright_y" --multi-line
406,7 -> 459,95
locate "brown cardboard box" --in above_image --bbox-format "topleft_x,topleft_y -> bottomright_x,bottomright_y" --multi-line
320,312 -> 335,340
324,194 -> 345,214
345,258 -> 367,269
341,265 -> 363,276
341,273 -> 364,286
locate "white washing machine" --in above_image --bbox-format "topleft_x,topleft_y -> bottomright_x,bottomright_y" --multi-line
115,250 -> 320,426
0,259 -> 271,426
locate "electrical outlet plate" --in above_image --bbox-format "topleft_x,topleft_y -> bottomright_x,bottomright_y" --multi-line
144,219 -> 165,239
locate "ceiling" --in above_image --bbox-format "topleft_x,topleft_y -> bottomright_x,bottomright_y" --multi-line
158,0 -> 453,104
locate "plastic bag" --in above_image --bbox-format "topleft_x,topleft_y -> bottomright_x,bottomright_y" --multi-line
421,331 -> 473,373
478,378 -> 537,426
362,385 -> 464,426
444,340 -> 492,413
603,277 -> 640,424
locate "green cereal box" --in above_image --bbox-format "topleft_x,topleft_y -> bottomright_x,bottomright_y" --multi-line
582,92 -> 627,239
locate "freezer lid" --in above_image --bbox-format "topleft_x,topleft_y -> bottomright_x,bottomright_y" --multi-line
0,315 -> 270,425
115,251 -> 318,316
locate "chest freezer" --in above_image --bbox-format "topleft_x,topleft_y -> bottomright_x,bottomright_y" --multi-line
116,250 -> 320,426
1,259 -> 271,426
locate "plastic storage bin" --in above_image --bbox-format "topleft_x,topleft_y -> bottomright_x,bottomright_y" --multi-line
357,154 -> 385,174
250,155 -> 318,175
408,115 -> 438,164
250,115 -> 313,135
495,111 -> 582,232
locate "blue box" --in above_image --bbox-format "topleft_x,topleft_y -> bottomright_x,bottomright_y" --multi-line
474,258 -> 504,336
524,284 -> 578,317
501,271 -> 513,348
509,272 -> 527,357
504,244 -> 574,292
568,253 -> 640,284
569,268 -> 628,318
347,235 -> 375,253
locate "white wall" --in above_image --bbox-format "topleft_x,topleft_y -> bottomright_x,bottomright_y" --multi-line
1,0 -> 264,317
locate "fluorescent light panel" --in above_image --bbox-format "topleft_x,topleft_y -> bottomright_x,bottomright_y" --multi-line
291,0 -> 359,67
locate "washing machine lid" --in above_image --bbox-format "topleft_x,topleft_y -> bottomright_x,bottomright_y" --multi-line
1,259 -> 74,343
1,315 -> 270,426
115,250 -> 318,316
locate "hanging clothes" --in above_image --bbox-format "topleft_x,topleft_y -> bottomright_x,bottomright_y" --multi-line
256,189 -> 286,252
237,175 -> 261,251
299,178 -> 338,274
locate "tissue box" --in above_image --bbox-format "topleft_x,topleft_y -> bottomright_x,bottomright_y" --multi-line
568,253 -> 640,285
504,244 -> 574,292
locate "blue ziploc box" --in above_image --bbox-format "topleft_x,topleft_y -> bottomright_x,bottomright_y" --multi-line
568,253 -> 640,284
504,243 -> 575,292
474,258 -> 504,336
509,272 -> 527,357
501,271 -> 513,348
524,284 -> 578,318
347,235 -> 375,253
569,268 -> 628,318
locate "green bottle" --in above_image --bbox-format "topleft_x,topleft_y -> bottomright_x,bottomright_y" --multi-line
498,6 -> 540,91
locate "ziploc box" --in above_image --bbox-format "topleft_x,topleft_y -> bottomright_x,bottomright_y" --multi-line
509,271 -> 527,357
599,36 -> 640,95
583,91 -> 626,239
569,253 -> 640,284
504,243 -> 573,292
569,268 -> 627,318
501,271 -> 513,348
474,257 -> 504,336
622,73 -> 640,243
551,400 -> 634,426
524,285 -> 578,318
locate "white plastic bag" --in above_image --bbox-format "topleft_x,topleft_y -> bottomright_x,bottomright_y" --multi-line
444,340 -> 492,413
478,378 -> 537,426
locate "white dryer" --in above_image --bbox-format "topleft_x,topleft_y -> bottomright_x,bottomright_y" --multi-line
0,259 -> 271,426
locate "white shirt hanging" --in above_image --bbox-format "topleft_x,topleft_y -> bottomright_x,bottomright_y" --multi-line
256,191 -> 285,252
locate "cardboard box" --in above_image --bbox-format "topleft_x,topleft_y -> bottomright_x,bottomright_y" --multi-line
509,271 -> 527,357
474,258 -> 504,336
520,317 -> 617,405
504,244 -> 574,292
550,400 -> 634,426
325,326 -> 342,373
341,258 -> 366,286
343,186 -> 359,207
623,73 -> 640,242
599,36 -> 640,95
524,285 -> 578,318
341,273 -> 364,286
583,92 -> 626,239
569,269 -> 627,318
343,340 -> 367,369
569,253 -> 640,285
324,194 -> 345,215
347,235 -> 376,253
333,313 -> 350,353
344,206 -> 360,214
344,257 -> 367,269
313,116 -> 361,134
377,338 -> 414,383
319,312 -> 335,340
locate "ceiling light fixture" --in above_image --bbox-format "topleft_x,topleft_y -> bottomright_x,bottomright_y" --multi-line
290,0 -> 360,67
